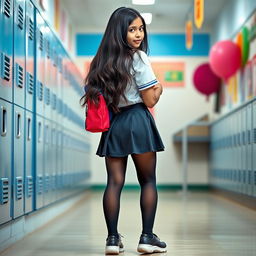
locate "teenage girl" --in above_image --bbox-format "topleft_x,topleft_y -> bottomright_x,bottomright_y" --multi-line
80,7 -> 167,255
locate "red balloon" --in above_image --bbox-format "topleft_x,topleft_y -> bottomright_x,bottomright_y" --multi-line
193,63 -> 221,96
209,40 -> 241,80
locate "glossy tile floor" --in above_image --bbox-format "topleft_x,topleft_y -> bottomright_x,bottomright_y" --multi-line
1,191 -> 255,256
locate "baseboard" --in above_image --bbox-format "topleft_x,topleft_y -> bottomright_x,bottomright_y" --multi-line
91,184 -> 210,191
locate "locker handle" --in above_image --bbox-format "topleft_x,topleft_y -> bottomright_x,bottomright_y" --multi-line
16,112 -> 21,138
27,117 -> 31,141
1,106 -> 7,137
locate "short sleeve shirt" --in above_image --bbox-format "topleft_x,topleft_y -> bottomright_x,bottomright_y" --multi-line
118,50 -> 158,107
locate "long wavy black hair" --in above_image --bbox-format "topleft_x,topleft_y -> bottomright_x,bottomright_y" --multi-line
80,7 -> 148,113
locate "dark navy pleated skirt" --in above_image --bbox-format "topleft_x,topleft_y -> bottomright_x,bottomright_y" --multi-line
96,103 -> 164,157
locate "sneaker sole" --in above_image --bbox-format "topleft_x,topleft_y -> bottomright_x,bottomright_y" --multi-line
137,244 -> 167,253
105,246 -> 124,255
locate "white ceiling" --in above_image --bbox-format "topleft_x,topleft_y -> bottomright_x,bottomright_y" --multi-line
60,0 -> 229,33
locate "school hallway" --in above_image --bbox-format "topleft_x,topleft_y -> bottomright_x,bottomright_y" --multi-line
0,190 -> 255,256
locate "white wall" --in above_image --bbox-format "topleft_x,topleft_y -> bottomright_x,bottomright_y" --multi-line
76,56 -> 218,186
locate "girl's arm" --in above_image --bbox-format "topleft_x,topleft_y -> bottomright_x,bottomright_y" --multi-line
140,83 -> 163,108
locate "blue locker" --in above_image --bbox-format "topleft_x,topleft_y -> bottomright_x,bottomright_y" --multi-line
24,110 -> 33,213
0,0 -> 13,102
50,36 -> 58,125
253,101 -> 256,197
25,0 -> 34,112
12,104 -> 24,218
35,114 -> 43,209
242,107 -> 247,194
237,109 -> 243,193
56,127 -> 63,201
0,99 -> 12,225
13,0 -> 25,108
44,28 -> 52,120
49,120 -> 55,204
43,118 -> 51,206
246,103 -> 253,196
35,10 -> 45,116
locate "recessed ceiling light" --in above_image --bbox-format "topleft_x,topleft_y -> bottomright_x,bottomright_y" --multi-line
141,13 -> 152,24
132,0 -> 155,5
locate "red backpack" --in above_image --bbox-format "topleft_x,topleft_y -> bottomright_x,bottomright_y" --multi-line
85,94 -> 110,133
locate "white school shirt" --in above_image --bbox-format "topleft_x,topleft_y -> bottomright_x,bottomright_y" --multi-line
118,50 -> 158,108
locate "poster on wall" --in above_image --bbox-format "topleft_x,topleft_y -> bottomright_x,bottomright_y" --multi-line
151,62 -> 185,88
252,55 -> 256,96
244,60 -> 253,100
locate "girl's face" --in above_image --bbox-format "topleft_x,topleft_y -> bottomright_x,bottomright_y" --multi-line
127,17 -> 144,49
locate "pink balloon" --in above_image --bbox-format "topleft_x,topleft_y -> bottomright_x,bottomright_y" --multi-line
209,40 -> 241,80
193,63 -> 221,96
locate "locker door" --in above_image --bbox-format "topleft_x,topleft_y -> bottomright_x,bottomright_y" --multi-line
253,101 -> 256,197
0,99 -> 12,225
51,37 -> 58,124
49,121 -> 56,204
246,103 -> 253,196
12,105 -> 25,218
242,107 -> 247,194
238,109 -> 242,193
35,115 -> 43,209
55,127 -> 62,201
25,0 -> 35,112
0,0 -> 13,102
13,0 -> 25,107
35,10 -> 45,116
43,118 -> 51,206
24,110 -> 33,213
44,28 -> 51,120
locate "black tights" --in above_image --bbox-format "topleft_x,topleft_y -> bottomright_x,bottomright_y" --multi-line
103,152 -> 157,236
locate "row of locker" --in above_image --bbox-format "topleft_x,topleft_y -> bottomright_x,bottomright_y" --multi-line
0,0 -> 90,227
210,99 -> 256,197
0,98 -> 90,226
0,0 -> 84,129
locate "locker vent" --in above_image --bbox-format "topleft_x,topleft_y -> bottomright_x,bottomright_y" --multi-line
17,5 -> 24,30
4,0 -> 11,18
15,177 -> 23,200
27,72 -> 34,94
26,176 -> 33,197
37,175 -> 43,194
45,88 -> 50,105
16,64 -> 24,88
39,31 -> 43,51
254,128 -> 256,143
38,81 -> 43,101
1,53 -> 11,81
28,18 -> 34,40
52,93 -> 57,110
0,178 -> 9,204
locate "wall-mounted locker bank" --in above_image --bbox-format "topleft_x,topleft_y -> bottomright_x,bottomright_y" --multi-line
0,0 -> 90,226
210,99 -> 256,200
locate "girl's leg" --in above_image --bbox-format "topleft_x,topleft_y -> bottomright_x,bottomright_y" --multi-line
103,156 -> 128,236
131,152 -> 157,234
